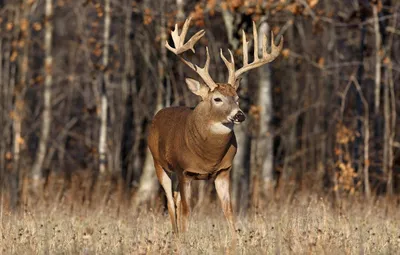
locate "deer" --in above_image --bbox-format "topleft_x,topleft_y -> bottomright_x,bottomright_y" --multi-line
147,17 -> 283,234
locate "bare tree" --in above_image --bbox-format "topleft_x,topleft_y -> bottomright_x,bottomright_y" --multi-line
31,0 -> 53,188
372,3 -> 382,115
254,20 -> 275,204
98,0 -> 111,174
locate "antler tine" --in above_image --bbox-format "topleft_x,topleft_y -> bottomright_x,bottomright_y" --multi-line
165,18 -> 218,91
234,22 -> 284,82
165,19 -> 205,54
180,17 -> 191,46
220,49 -> 235,87
271,31 -> 284,59
195,47 -> 218,91
262,33 -> 268,58
242,30 -> 249,65
253,21 -> 258,61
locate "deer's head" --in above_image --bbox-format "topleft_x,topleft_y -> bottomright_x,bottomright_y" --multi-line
185,79 -> 245,132
166,18 -> 283,132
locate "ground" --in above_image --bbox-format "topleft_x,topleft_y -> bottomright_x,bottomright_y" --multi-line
1,195 -> 399,254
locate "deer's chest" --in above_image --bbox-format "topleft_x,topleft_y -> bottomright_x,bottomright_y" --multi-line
177,143 -> 236,178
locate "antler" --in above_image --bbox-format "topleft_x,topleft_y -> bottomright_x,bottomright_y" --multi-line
221,21 -> 284,88
166,18 -> 218,91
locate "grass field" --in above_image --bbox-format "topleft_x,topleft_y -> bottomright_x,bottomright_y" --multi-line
1,194 -> 399,254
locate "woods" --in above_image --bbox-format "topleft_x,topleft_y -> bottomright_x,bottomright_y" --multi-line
0,0 -> 399,211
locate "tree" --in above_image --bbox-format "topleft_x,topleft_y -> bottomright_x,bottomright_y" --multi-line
31,0 -> 53,190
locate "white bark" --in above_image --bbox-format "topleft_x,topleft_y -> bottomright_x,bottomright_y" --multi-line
373,5 -> 381,114
32,0 -> 53,185
99,0 -> 110,174
257,22 -> 274,197
176,0 -> 184,21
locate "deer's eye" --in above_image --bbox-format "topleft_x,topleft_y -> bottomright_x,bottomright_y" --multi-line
214,98 -> 222,103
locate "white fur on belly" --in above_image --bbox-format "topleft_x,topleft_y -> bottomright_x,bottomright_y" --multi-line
210,122 -> 233,134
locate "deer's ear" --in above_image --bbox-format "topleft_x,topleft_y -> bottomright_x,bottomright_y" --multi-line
185,78 -> 209,99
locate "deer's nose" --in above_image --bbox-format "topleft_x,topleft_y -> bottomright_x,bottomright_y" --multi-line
233,110 -> 246,123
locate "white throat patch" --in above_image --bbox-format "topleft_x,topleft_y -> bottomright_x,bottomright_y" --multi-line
210,122 -> 233,134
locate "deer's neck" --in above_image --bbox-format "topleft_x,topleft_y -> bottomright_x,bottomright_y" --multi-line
185,108 -> 233,165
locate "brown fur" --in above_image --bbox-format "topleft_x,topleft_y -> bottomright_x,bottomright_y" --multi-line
215,83 -> 237,97
148,107 -> 237,176
148,87 -> 240,234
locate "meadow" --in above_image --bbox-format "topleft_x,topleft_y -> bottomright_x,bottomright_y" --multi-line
1,194 -> 399,254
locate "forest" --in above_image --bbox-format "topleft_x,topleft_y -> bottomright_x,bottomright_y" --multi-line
1,0 -> 400,253
0,0 -> 399,213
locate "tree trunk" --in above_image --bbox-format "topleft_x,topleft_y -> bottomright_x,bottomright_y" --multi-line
384,61 -> 393,196
98,0 -> 111,174
256,21 -> 274,202
31,0 -> 53,189
176,0 -> 184,21
373,4 -> 382,115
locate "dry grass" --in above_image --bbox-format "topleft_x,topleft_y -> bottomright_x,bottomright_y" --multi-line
1,195 -> 399,254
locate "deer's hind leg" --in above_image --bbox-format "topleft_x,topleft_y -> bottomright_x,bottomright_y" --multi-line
154,162 -> 178,233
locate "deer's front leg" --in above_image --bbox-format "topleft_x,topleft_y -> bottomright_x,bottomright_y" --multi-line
178,175 -> 192,232
215,168 -> 236,235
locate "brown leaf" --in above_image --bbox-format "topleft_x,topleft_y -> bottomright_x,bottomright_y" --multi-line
286,3 -> 300,15
57,0 -> 65,7
93,48 -> 102,57
10,51 -> 18,62
318,57 -> 325,68
281,48 -> 290,58
308,0 -> 319,8
20,19 -> 29,32
17,137 -> 25,145
5,152 -> 12,160
6,22 -> 13,31
383,56 -> 391,65
33,22 -> 42,31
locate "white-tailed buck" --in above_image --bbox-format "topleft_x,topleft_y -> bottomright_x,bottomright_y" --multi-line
148,18 -> 283,234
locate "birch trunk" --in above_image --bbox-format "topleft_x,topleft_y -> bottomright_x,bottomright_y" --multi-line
373,4 -> 381,114
31,0 -> 53,188
99,0 -> 110,174
256,21 -> 274,201
176,0 -> 184,21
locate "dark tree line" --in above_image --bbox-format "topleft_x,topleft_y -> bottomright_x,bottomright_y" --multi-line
0,0 -> 399,211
